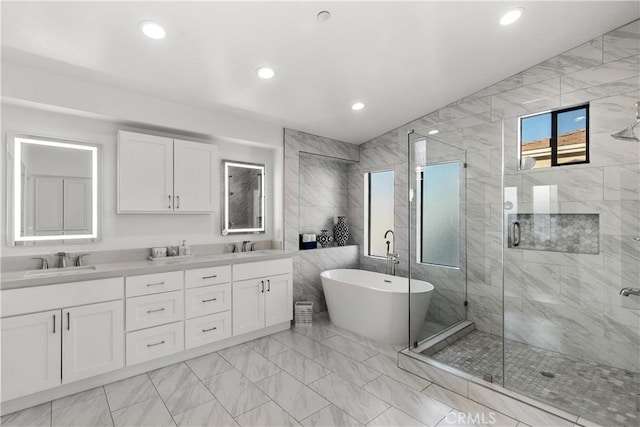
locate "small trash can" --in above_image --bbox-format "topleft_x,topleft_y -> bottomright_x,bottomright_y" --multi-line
294,301 -> 313,325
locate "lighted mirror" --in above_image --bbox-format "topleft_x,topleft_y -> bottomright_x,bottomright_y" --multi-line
9,135 -> 99,245
222,160 -> 265,235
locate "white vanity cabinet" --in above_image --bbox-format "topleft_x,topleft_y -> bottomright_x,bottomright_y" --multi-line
232,259 -> 293,336
117,131 -> 217,213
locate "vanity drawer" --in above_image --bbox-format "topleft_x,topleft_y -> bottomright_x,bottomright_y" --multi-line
185,284 -> 231,319
185,265 -> 231,289
126,291 -> 184,331
126,321 -> 184,366
233,258 -> 292,282
126,271 -> 183,297
185,311 -> 231,349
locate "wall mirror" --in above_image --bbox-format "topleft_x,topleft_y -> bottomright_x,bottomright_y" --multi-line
222,160 -> 265,235
8,135 -> 100,245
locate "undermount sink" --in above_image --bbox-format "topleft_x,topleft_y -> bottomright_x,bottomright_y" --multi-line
23,265 -> 98,278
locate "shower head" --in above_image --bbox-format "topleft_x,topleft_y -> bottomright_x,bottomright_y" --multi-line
611,102 -> 640,142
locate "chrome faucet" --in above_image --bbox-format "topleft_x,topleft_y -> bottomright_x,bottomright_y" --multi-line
384,230 -> 399,276
242,241 -> 251,252
75,254 -> 90,266
32,257 -> 48,269
57,252 -> 67,268
620,287 -> 640,297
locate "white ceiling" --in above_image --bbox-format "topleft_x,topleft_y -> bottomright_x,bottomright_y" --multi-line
2,1 -> 639,144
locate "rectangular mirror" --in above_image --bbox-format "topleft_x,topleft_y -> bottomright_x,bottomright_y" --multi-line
8,135 -> 100,245
222,160 -> 265,235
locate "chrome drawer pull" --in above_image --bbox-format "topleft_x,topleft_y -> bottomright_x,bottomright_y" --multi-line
147,308 -> 166,314
146,281 -> 166,287
201,298 -> 218,303
53,314 -> 56,334
147,340 -> 165,347
202,327 -> 218,333
202,275 -> 217,279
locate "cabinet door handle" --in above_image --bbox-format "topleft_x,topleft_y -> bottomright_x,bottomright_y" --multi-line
147,340 -> 165,347
147,281 -> 165,287
260,280 -> 264,293
147,308 -> 166,314
202,275 -> 217,279
267,280 -> 271,292
201,298 -> 217,303
168,195 -> 172,209
53,314 -> 56,334
202,326 -> 217,333
67,312 -> 70,331
176,195 -> 180,209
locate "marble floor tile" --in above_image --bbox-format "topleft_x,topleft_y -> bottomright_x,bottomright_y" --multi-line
149,362 -> 189,380
104,374 -> 159,411
218,344 -> 281,382
185,352 -> 234,380
320,335 -> 378,362
293,324 -> 338,342
364,375 -> 452,427
111,397 -> 174,427
269,350 -> 333,385
150,362 -> 200,398
161,381 -> 214,416
255,371 -> 330,421
273,331 -> 332,359
314,350 -> 381,387
300,405 -> 363,427
367,407 -> 426,427
52,389 -> 113,427
246,336 -> 291,358
363,354 -> 431,391
203,369 -> 270,417
173,400 -> 238,427
308,373 -> 390,424
235,401 -> 301,427
0,402 -> 51,427
52,386 -> 105,412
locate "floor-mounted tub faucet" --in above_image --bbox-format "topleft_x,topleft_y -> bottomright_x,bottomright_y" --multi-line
384,230 -> 399,276
620,287 -> 640,297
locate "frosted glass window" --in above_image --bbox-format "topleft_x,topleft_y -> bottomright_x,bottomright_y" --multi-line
366,170 -> 394,257
421,162 -> 459,267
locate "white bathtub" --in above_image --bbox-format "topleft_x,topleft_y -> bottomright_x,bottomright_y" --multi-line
320,269 -> 434,345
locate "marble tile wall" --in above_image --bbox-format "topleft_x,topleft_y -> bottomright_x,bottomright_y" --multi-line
348,19 -> 640,371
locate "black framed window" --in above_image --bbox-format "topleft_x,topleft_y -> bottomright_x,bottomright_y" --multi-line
520,104 -> 589,169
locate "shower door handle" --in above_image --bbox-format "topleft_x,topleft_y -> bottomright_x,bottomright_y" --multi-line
510,221 -> 521,247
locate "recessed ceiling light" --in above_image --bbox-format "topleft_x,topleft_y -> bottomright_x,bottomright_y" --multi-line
256,67 -> 275,79
351,102 -> 365,111
500,8 -> 524,26
317,11 -> 331,22
139,21 -> 165,39
428,129 -> 439,135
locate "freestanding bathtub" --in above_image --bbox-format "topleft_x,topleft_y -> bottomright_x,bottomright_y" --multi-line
320,269 -> 434,345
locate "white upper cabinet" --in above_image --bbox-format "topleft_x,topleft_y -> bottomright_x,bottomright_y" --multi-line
118,131 -> 217,213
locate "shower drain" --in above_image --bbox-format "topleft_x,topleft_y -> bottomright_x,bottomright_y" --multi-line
540,371 -> 556,379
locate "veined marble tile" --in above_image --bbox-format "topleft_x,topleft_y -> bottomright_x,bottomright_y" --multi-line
255,371 -> 330,421
559,265 -> 623,306
52,389 -> 113,427
218,343 -> 281,382
0,402 -> 51,427
235,401 -> 301,427
561,54 -> 639,93
589,132 -> 640,168
320,335 -> 378,362
439,114 -> 492,133
314,350 -> 381,387
363,354 -> 430,391
504,261 -> 561,296
52,386 -> 105,412
161,380 -> 214,416
604,20 -> 640,63
466,176 -> 501,205
293,324 -> 337,341
104,373 -> 159,411
364,375 -> 452,427
561,200 -> 639,236
246,336 -> 291,358
462,121 -> 502,152
111,397 -> 174,427
561,76 -> 640,106
439,97 -> 491,122
590,90 -> 640,134
173,400 -> 238,427
273,331 -> 332,358
491,78 -> 560,113
604,164 -> 640,200
463,74 -> 523,102
151,362 -> 200,398
308,373 -> 389,424
268,350 -> 332,385
203,369 -> 269,417
521,167 -> 604,202
185,352 -> 234,380
397,353 -> 470,396
300,405 -> 363,427
367,407 -> 426,427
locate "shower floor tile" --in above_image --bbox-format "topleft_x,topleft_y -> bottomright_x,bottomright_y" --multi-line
427,330 -> 640,427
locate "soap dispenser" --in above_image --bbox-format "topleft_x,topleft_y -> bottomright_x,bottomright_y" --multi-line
179,240 -> 191,256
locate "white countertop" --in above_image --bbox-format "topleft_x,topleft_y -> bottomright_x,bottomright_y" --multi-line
1,250 -> 293,291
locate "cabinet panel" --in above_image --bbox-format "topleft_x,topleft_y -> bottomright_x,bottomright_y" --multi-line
185,311 -> 231,349
126,321 -> 184,366
118,131 -> 174,213
232,279 -> 265,336
233,258 -> 293,282
1,310 -> 61,401
185,265 -> 231,289
62,300 -> 124,384
265,274 -> 293,327
126,271 -> 183,298
185,284 -> 230,319
173,140 -> 217,212
126,291 -> 184,331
